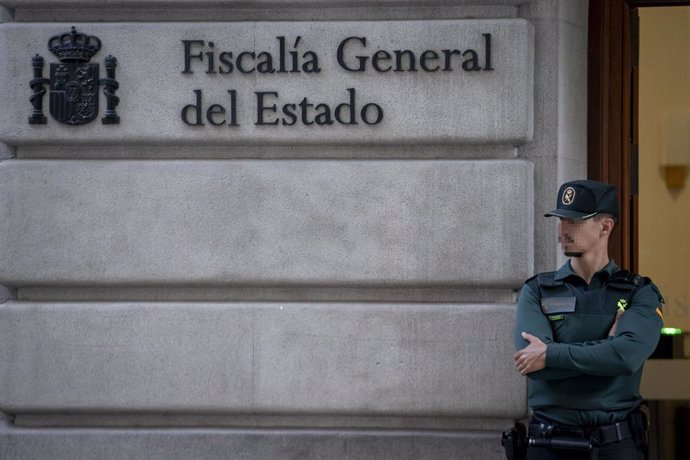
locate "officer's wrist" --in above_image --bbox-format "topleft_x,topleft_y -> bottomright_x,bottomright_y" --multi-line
544,343 -> 559,368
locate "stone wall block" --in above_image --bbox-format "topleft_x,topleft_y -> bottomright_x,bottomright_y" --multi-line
0,159 -> 533,287
0,20 -> 533,145
0,301 -> 525,418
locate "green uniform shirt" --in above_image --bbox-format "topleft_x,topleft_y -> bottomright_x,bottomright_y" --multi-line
515,260 -> 664,427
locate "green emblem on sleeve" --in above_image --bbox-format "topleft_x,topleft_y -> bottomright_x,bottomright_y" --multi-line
617,299 -> 628,311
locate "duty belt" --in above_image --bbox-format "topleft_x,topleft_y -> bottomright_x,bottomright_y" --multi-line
528,418 -> 634,450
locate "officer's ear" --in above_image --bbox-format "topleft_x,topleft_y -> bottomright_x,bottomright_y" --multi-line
597,214 -> 615,237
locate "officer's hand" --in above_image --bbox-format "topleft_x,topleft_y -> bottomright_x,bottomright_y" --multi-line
514,332 -> 546,375
608,309 -> 624,336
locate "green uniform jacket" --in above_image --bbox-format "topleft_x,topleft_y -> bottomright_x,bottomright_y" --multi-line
514,260 -> 664,426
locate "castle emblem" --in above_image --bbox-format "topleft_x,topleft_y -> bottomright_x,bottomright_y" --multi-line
29,26 -> 120,125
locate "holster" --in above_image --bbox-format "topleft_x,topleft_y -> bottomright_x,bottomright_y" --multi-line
502,422 -> 528,460
628,408 -> 649,455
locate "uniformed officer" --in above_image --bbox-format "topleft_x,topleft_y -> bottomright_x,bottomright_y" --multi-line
513,180 -> 664,460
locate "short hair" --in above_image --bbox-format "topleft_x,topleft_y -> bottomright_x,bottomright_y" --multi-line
594,213 -> 618,226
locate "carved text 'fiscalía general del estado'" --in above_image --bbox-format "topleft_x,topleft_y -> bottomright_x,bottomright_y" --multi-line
180,34 -> 494,127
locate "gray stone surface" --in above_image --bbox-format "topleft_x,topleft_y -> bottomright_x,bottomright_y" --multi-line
0,420 -> 506,460
517,0 -> 588,273
0,1 -> 592,458
0,159 -> 533,287
531,157 -> 561,271
0,285 -> 13,303
0,20 -> 533,145
0,301 -> 525,418
0,6 -> 10,22
0,149 -> 15,307
0,144 -> 13,160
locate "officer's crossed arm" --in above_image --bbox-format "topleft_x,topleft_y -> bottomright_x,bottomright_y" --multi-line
515,331 -> 549,376
513,283 -> 586,380
515,324 -> 621,376
544,284 -> 662,376
515,283 -> 663,377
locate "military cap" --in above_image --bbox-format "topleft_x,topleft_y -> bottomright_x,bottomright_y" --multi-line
544,180 -> 618,220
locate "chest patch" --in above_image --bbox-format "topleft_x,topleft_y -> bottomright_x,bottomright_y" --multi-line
540,296 -> 576,315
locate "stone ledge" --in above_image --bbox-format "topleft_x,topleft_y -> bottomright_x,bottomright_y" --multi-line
16,144 -> 518,160
14,413 -> 515,430
17,286 -> 518,303
1,0 -> 525,7
12,5 -> 520,23
0,285 -> 14,303
0,420 -> 506,460
0,142 -> 14,160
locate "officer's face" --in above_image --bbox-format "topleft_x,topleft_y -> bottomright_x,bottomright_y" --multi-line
558,217 -> 600,257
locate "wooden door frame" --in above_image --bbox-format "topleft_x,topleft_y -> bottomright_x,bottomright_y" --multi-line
587,0 -> 690,270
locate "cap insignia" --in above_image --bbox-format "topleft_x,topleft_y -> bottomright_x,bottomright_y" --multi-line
562,187 -> 576,205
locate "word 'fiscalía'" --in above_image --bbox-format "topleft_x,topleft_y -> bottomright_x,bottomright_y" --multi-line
181,33 -> 493,74
182,36 -> 320,74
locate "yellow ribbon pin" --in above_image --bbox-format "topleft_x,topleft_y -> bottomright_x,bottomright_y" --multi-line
617,299 -> 628,312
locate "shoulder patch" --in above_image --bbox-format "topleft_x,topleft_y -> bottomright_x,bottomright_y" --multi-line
524,274 -> 539,284
537,272 -> 563,288
649,282 -> 665,305
608,270 -> 644,290
523,273 -> 540,294
630,275 -> 664,303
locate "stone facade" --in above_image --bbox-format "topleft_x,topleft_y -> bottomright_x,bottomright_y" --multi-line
0,1 -> 589,458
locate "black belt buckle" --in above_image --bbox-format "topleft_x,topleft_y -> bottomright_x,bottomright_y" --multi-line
531,421 -> 554,439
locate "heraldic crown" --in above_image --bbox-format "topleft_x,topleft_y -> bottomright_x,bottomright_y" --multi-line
48,26 -> 102,62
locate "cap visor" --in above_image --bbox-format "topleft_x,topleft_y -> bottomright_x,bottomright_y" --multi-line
544,209 -> 597,219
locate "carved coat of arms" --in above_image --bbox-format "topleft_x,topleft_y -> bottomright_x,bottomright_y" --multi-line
29,26 -> 120,125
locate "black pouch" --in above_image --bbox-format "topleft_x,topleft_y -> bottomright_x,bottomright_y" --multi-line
502,422 -> 528,460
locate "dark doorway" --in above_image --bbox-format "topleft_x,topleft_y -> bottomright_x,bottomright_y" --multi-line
588,2 -> 690,459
